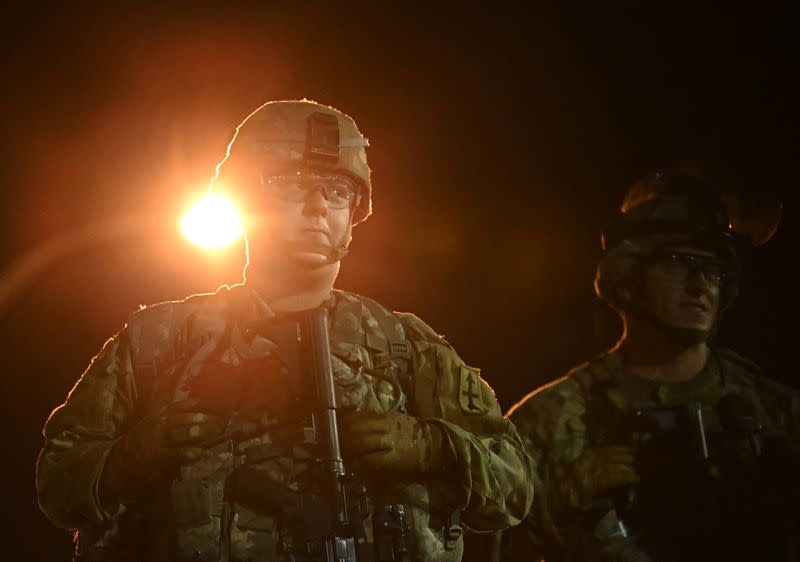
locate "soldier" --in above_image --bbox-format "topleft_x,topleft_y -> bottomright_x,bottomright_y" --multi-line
493,169 -> 796,562
36,100 -> 534,562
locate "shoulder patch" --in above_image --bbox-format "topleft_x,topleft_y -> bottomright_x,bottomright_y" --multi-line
459,365 -> 489,414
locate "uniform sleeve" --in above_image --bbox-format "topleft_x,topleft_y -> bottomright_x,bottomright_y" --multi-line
36,330 -> 136,530
498,374 -> 589,556
398,313 -> 534,532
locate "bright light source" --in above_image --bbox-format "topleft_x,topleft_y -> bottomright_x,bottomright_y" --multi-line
181,194 -> 243,249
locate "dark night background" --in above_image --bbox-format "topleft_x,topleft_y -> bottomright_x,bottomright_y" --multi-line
0,3 -> 796,559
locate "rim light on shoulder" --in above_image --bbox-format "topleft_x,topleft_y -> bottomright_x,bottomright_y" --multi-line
181,194 -> 244,249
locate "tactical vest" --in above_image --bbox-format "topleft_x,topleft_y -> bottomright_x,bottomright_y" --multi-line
574,349 -> 782,449
565,350 -> 798,562
105,286 -> 461,562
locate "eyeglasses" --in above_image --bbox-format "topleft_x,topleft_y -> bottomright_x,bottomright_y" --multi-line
651,251 -> 728,286
259,171 -> 359,209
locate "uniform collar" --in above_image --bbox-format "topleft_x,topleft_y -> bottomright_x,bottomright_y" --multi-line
599,349 -> 723,408
230,283 -> 338,331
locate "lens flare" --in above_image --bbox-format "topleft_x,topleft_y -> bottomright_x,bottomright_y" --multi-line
181,194 -> 243,249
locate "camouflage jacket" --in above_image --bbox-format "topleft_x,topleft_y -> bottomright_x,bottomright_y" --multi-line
37,285 -> 533,562
496,348 -> 800,562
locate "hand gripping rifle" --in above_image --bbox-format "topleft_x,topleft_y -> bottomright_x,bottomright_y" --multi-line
189,306 -> 411,561
272,308 -> 406,562
187,307 -> 362,561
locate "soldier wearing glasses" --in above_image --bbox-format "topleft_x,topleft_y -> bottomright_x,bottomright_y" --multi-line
36,100 -> 533,562
492,169 -> 798,562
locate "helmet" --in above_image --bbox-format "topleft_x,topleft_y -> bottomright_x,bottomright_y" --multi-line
215,99 -> 372,224
594,168 -> 748,311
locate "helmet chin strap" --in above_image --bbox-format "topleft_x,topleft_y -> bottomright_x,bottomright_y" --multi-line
330,243 -> 350,262
327,204 -> 356,263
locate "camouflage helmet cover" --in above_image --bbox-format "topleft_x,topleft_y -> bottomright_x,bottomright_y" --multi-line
594,169 -> 746,310
216,99 -> 372,224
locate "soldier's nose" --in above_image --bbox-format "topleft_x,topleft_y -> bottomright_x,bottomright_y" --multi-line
302,187 -> 329,216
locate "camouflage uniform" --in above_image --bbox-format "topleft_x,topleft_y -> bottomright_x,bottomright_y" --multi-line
481,169 -> 794,562
498,348 -> 800,562
37,284 -> 534,561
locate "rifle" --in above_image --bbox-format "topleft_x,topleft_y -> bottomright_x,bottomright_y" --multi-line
584,404 -> 712,543
186,307 -> 360,561
591,400 -> 800,562
189,306 -> 416,561
290,306 -> 358,562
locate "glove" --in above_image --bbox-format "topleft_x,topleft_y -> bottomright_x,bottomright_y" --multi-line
551,446 -> 640,512
339,410 -> 450,474
100,399 -> 225,505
